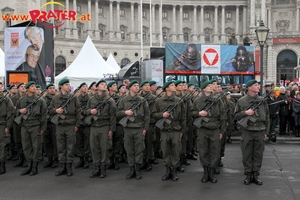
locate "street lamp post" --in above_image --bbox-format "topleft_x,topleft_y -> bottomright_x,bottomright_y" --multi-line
255,20 -> 270,95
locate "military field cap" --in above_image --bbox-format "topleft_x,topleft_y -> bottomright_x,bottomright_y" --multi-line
25,81 -> 36,89
174,80 -> 182,86
9,84 -> 16,90
163,81 -> 174,90
118,84 -> 125,90
96,79 -> 106,87
156,86 -> 162,90
140,80 -> 149,87
128,80 -> 139,89
58,78 -> 70,86
200,80 -> 211,90
188,83 -> 194,87
89,82 -> 96,89
210,79 -> 217,84
149,80 -> 156,86
36,84 -> 41,89
107,81 -> 116,88
17,82 -> 25,89
246,79 -> 257,88
78,82 -> 87,89
46,83 -> 55,89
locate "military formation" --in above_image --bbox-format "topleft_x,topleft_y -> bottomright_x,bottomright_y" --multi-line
0,78 -> 269,186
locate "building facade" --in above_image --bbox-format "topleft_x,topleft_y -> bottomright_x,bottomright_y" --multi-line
1,0 -> 300,84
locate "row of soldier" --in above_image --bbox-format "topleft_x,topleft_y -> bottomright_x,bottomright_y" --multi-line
0,78 -> 268,185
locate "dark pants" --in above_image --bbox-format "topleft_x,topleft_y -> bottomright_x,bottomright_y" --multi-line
75,126 -> 90,157
161,130 -> 181,168
0,125 -> 10,162
90,126 -> 109,165
186,124 -> 194,155
44,122 -> 57,158
269,117 -> 277,134
123,128 -> 144,166
21,125 -> 42,162
143,124 -> 155,160
109,124 -> 123,160
56,125 -> 76,164
13,122 -> 23,155
197,128 -> 220,167
240,130 -> 265,173
279,115 -> 287,134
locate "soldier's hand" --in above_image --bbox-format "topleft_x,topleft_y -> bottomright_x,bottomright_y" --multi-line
56,107 -> 64,114
180,133 -> 183,140
220,133 -> 223,140
264,134 -> 268,141
19,108 -> 27,114
90,109 -> 98,115
108,131 -> 113,139
163,112 -> 170,118
125,109 -> 134,116
4,128 -> 9,136
245,109 -> 254,116
142,130 -> 146,137
74,126 -> 78,133
40,130 -> 44,136
199,110 -> 208,117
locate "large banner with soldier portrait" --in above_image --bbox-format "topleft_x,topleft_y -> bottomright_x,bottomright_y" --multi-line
4,22 -> 54,88
165,43 -> 255,75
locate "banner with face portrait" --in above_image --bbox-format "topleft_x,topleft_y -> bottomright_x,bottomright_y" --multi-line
4,22 -> 54,89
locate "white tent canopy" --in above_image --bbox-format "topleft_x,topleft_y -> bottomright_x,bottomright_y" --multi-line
0,48 -> 5,78
106,53 -> 121,72
55,36 -> 118,89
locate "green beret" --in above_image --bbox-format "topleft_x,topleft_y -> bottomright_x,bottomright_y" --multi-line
107,81 -> 116,88
41,89 -> 46,93
78,82 -> 87,89
200,80 -> 211,90
0,82 -> 2,85
174,80 -> 182,86
9,84 -> 16,90
58,78 -> 70,86
96,79 -> 106,87
17,82 -> 25,89
140,80 -> 149,87
210,79 -> 217,84
182,80 -> 186,84
163,81 -> 174,90
46,83 -> 55,89
73,88 -> 79,93
89,82 -> 96,89
25,81 -> 36,89
128,80 -> 139,89
188,83 -> 194,87
156,86 -> 162,90
149,81 -> 156,86
118,84 -> 125,90
246,79 -> 258,88
36,84 -> 41,89
3,88 -> 8,93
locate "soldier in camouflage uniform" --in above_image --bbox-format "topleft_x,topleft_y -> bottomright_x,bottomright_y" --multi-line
43,83 -> 58,168
49,78 -> 81,177
0,82 -> 15,175
86,80 -> 116,178
16,81 -> 47,176
117,80 -> 150,180
75,82 -> 91,169
234,80 -> 269,185
152,81 -> 186,181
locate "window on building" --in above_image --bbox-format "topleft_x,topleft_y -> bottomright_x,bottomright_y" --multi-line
121,30 -> 125,40
162,27 -> 169,42
143,11 -> 146,18
143,31 -> 147,41
184,32 -> 189,42
205,13 -> 210,19
121,58 -> 130,68
226,12 -> 232,19
205,33 -> 210,43
98,7 -> 103,15
120,25 -> 127,40
183,12 -> 189,19
77,22 -> 84,38
162,11 -> 168,19
120,9 -> 125,16
77,5 -> 81,13
276,0 -> 290,4
5,15 -> 11,27
55,56 -> 66,76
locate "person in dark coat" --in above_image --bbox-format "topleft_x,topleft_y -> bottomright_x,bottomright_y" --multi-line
277,87 -> 289,135
267,91 -> 279,142
292,92 -> 300,137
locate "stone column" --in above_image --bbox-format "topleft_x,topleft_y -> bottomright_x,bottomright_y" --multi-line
243,6 -> 247,34
159,3 -> 163,46
109,0 -> 114,40
267,9 -> 271,31
296,7 -> 299,31
235,6 -> 239,43
152,4 -> 156,43
138,3 -> 142,41
214,6 -> 218,43
261,0 -> 266,23
200,5 -> 204,43
64,0 -> 71,38
171,5 -> 177,42
116,1 -> 121,40
179,5 -> 183,42
250,0 -> 256,33
87,0 -> 93,37
73,0 -> 78,39
192,5 -> 197,42
130,3 -> 135,42
221,6 -> 225,43
94,0 -> 100,40
51,0 -> 55,37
